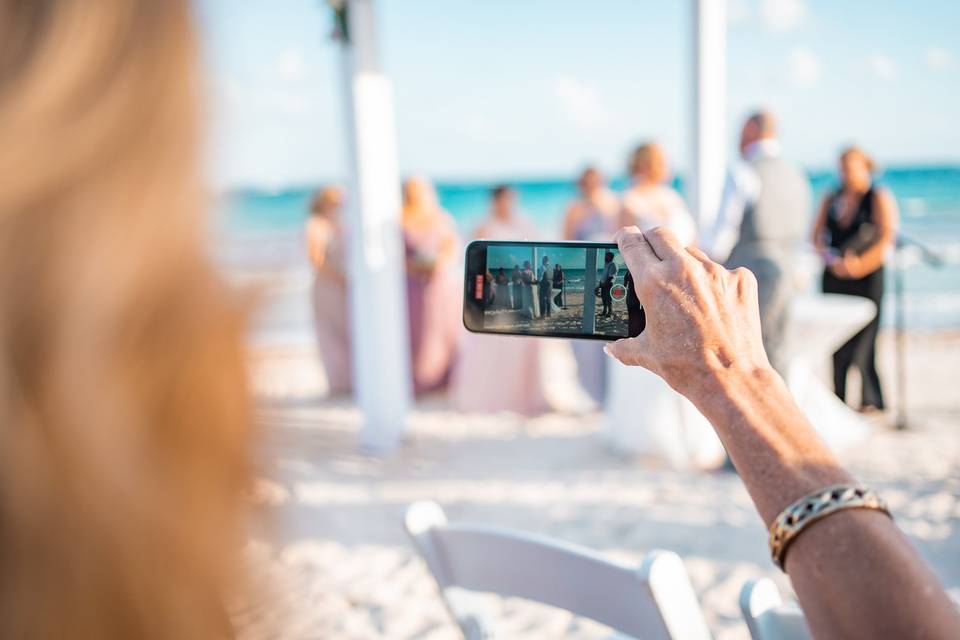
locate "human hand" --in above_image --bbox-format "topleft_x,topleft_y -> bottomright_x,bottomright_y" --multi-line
604,226 -> 772,401
829,252 -> 864,279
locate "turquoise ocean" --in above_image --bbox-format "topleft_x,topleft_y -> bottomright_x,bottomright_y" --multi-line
216,166 -> 960,331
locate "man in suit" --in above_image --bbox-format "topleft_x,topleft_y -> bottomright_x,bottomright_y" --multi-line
702,112 -> 811,374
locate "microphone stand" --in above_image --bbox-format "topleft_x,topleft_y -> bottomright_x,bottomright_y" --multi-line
892,235 -> 944,431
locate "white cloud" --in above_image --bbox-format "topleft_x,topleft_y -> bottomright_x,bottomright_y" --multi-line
788,48 -> 820,88
761,0 -> 807,32
868,53 -> 897,81
551,75 -> 611,130
925,47 -> 955,70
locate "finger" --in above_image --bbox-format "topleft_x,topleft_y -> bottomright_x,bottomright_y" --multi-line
685,245 -> 714,266
614,225 -> 659,282
603,335 -> 652,370
643,226 -> 689,263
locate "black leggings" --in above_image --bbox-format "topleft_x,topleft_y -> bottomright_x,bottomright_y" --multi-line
822,267 -> 885,409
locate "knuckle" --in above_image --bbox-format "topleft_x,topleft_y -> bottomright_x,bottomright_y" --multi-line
734,267 -> 757,286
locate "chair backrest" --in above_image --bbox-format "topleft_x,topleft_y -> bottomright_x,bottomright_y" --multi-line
739,578 -> 811,640
405,501 -> 712,640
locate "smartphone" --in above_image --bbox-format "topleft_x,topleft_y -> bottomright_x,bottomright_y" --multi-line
463,240 -> 645,341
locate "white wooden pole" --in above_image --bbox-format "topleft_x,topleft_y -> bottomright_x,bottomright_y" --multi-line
337,0 -> 411,453
690,0 -> 727,233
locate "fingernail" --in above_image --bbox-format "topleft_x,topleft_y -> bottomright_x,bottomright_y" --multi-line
603,345 -> 612,357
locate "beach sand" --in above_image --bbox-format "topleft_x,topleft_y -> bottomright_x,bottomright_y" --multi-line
485,290 -> 629,337
236,329 -> 960,639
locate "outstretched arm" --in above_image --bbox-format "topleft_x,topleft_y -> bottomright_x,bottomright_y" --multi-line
607,226 -> 959,639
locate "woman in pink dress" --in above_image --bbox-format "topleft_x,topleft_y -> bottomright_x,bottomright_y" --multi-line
450,186 -> 549,415
402,177 -> 463,394
561,166 -> 619,405
306,186 -> 352,395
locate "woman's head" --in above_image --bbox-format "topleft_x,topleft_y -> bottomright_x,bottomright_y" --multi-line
839,146 -> 876,192
490,184 -> 515,219
628,142 -> 669,184
577,166 -> 605,195
402,176 -> 439,215
310,186 -> 344,219
0,1 -> 251,637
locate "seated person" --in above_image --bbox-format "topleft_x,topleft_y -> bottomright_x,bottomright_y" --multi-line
606,225 -> 960,639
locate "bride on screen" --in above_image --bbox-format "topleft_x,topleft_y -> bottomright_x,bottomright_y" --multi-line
607,143 -> 724,469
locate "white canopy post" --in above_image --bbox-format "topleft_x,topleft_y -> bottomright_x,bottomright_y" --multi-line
336,0 -> 411,453
690,0 -> 727,232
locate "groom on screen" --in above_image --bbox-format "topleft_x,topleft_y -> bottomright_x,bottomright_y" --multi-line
538,255 -> 552,318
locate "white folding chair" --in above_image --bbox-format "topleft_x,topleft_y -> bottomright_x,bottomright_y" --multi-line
739,578 -> 811,640
404,501 -> 712,640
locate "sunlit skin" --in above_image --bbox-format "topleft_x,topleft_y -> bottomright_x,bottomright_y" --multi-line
401,176 -> 456,279
619,143 -> 679,228
739,111 -> 776,157
607,225 -> 960,640
306,186 -> 345,281
810,148 -> 899,280
562,167 -> 619,240
631,143 -> 669,186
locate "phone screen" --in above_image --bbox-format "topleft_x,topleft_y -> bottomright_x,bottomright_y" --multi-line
462,240 -> 645,341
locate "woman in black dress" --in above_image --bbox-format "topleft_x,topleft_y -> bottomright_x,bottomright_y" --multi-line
552,264 -> 565,308
811,147 -> 899,412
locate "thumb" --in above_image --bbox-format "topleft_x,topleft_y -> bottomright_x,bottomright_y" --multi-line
604,335 -> 653,370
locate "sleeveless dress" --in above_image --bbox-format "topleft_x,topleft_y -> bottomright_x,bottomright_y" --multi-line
821,186 -> 886,409
606,185 -> 725,469
568,202 -> 618,405
449,215 -> 550,415
404,212 -> 463,394
308,218 -> 352,394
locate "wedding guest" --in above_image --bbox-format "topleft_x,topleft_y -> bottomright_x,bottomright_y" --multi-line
702,112 -> 811,374
553,263 -> 566,308
811,147 -> 898,412
450,186 -> 547,414
620,142 -> 696,242
622,270 -> 645,337
521,260 -> 537,320
0,1 -> 253,636
607,226 -> 960,639
493,267 -> 511,308
563,166 -> 620,241
598,251 -> 617,317
306,186 -> 351,395
606,143 -> 724,468
402,177 -> 462,394
511,264 -> 523,310
563,166 -> 619,403
538,255 -> 553,318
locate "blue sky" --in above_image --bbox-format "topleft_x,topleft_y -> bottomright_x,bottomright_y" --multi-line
198,0 -> 960,189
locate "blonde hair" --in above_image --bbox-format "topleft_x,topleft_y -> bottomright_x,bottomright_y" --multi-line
310,185 -> 344,218
628,142 -> 667,184
840,145 -> 877,173
0,2 -> 252,638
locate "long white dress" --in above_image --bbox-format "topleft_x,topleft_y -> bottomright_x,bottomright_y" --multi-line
605,185 -> 725,469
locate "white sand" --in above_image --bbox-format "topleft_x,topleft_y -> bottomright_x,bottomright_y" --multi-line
236,330 -> 960,639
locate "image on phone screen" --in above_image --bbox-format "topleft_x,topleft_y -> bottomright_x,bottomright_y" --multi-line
463,240 -> 645,341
